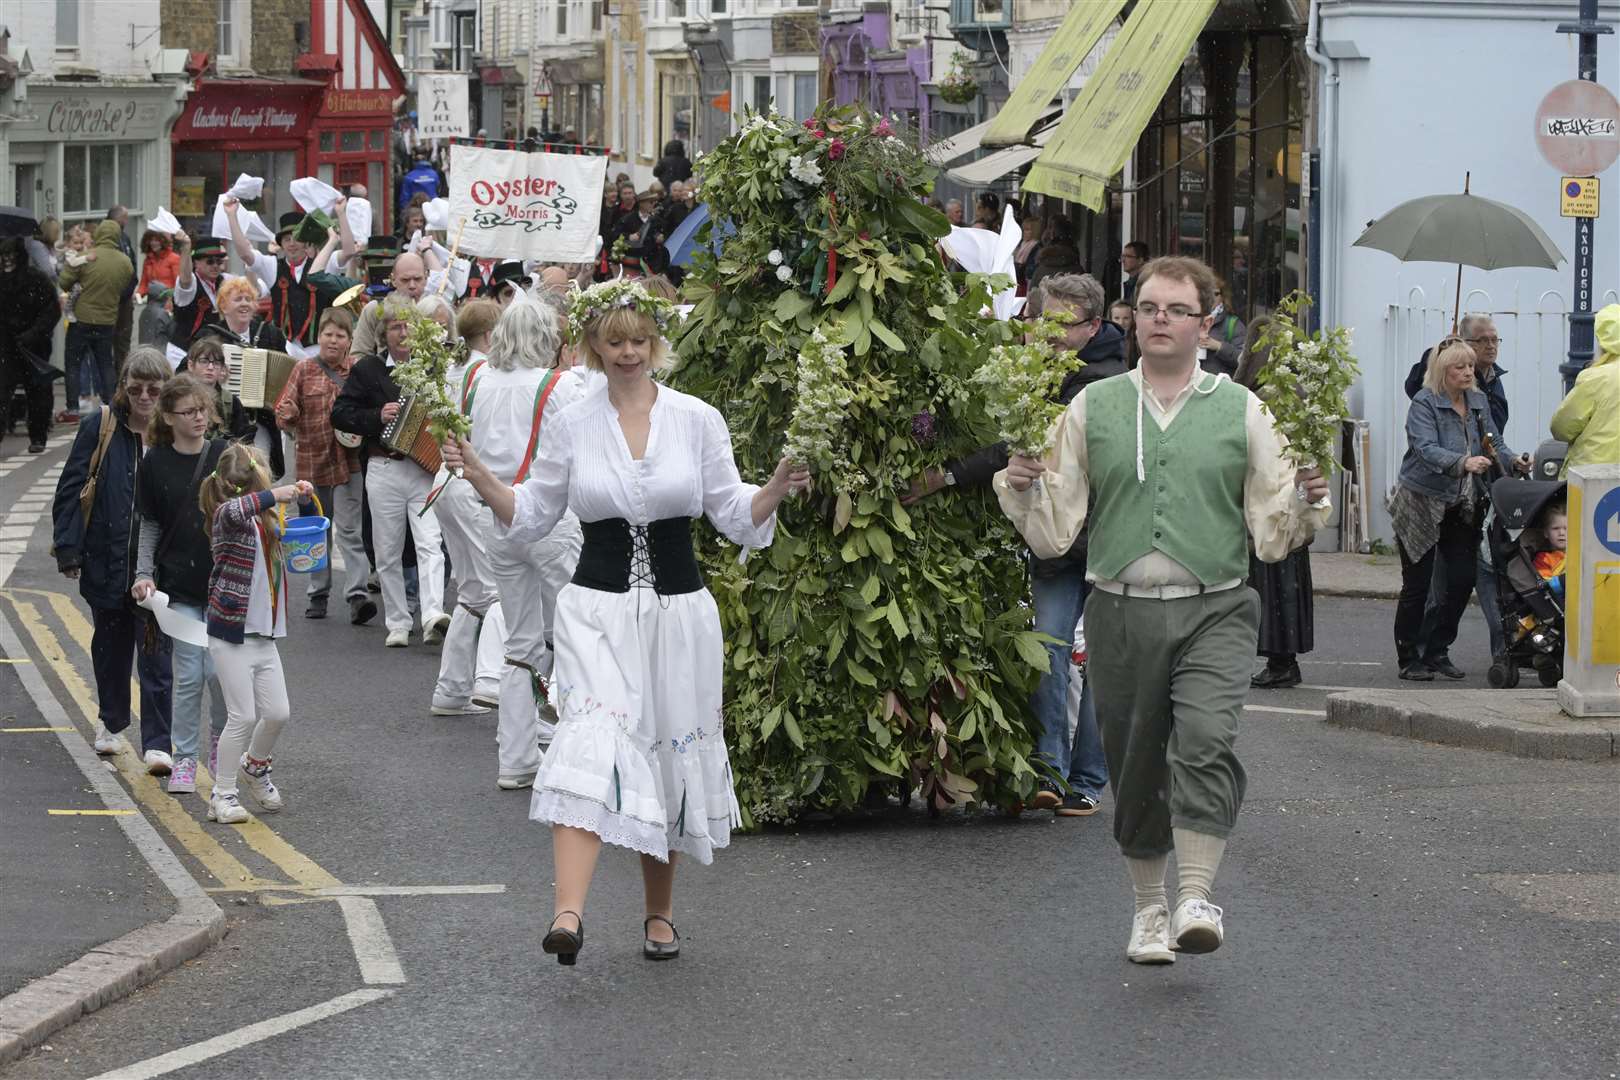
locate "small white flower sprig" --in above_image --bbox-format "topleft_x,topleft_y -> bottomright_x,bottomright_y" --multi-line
393,314 -> 470,442
784,327 -> 857,485
566,278 -> 677,345
1251,291 -> 1358,476
968,312 -> 1083,458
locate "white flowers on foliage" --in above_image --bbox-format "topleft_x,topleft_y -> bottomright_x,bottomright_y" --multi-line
1253,291 -> 1359,474
784,329 -> 856,478
767,249 -> 784,266
775,265 -> 793,282
788,155 -> 824,186
392,315 -> 470,440
968,315 -> 1082,458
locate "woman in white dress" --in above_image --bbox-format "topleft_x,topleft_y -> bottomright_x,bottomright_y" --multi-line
444,280 -> 809,965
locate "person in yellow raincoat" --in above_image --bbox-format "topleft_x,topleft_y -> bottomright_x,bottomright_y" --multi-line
1551,303 -> 1620,476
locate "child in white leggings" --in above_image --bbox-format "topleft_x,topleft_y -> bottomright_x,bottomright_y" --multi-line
200,443 -> 312,825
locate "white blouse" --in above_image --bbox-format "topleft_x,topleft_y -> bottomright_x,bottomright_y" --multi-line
502,381 -> 776,551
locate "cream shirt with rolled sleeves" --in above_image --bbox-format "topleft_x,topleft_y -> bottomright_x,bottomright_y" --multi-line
994,368 -> 1331,589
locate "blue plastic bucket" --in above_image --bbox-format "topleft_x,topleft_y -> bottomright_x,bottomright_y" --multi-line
282,494 -> 331,574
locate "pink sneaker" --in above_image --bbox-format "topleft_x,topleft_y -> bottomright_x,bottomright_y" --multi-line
168,756 -> 198,795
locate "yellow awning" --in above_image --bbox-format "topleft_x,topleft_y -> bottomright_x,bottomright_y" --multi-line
981,0 -> 1128,149
1023,0 -> 1219,209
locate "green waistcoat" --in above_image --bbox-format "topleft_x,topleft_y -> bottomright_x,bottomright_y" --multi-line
1084,372 -> 1251,585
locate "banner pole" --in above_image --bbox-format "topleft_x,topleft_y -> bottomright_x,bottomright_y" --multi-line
436,217 -> 468,299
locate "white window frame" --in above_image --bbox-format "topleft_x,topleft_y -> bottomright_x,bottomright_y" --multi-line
216,0 -> 250,69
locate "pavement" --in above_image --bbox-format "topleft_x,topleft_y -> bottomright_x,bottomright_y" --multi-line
1,432 -> 1616,1076
1309,550 -> 1402,599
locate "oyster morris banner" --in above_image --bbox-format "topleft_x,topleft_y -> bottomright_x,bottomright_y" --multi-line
449,144 -> 606,261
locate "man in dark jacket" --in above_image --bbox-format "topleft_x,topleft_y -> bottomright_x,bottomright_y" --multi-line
905,273 -> 1121,817
0,237 -> 62,451
653,139 -> 692,188
108,206 -> 138,371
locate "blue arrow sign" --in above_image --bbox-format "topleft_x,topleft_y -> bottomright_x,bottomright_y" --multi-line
1595,487 -> 1620,556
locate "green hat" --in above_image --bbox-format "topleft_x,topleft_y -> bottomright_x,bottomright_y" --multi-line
293,209 -> 333,246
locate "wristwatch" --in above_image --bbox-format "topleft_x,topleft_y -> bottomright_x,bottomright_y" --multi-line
942,469 -> 957,487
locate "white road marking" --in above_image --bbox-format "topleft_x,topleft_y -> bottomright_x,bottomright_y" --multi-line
1245,704 -> 1328,717
84,988 -> 396,1080
1300,660 -> 1384,666
1298,684 -> 1365,693
336,896 -> 407,985
313,884 -> 507,897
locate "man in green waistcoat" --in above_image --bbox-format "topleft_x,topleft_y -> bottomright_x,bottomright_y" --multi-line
996,256 -> 1330,966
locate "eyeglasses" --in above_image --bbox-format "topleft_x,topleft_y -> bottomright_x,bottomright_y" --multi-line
127,384 -> 163,399
1466,336 -> 1500,347
196,256 -> 225,264
1134,302 -> 1203,323
1436,336 -> 1463,349
193,356 -> 227,368
169,406 -> 206,419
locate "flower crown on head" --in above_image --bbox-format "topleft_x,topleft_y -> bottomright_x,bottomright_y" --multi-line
567,279 -> 675,342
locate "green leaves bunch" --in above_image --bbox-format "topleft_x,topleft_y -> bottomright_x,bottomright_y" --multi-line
393,313 -> 470,441
671,104 -> 1048,824
1252,291 -> 1358,474
969,314 -> 1084,457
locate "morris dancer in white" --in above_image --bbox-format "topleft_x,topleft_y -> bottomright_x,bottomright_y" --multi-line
427,297 -> 512,717
444,280 -> 810,965
450,299 -> 587,782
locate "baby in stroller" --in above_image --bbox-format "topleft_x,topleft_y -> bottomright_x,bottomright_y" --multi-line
1486,478 -> 1567,689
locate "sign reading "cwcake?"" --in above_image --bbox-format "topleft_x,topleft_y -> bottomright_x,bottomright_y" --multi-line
449,144 -> 607,262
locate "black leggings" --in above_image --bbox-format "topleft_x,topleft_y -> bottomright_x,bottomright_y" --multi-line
1394,504 -> 1480,666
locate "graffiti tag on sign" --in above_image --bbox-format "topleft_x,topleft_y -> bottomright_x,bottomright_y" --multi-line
450,144 -> 606,261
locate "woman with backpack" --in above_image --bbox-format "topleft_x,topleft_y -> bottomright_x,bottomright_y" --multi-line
51,348 -> 176,770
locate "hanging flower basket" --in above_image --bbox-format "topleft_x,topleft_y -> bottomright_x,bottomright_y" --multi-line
938,51 -> 980,105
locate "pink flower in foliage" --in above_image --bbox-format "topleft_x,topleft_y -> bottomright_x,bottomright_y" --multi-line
828,138 -> 847,161
874,117 -> 894,137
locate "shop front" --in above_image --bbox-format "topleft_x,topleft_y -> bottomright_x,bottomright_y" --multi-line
5,80 -> 188,237
169,77 -> 326,236
308,85 -> 399,232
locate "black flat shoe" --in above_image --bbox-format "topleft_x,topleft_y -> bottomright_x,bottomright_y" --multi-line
1250,662 -> 1302,689
1430,657 -> 1466,680
1399,663 -> 1435,682
543,911 -> 583,966
643,915 -> 680,961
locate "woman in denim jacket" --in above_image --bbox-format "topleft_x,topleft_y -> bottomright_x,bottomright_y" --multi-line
1390,338 -> 1525,681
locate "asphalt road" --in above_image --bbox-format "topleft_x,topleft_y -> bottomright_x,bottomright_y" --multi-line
2,436 -> 1616,1079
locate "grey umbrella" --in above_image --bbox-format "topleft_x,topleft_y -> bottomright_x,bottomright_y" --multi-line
1352,174 -> 1565,327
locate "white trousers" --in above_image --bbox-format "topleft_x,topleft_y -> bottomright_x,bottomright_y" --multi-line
432,475 -> 507,704
209,636 -> 290,796
490,513 -> 582,777
309,473 -> 368,602
365,456 -> 446,635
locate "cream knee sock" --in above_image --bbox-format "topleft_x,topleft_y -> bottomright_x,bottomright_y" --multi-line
1173,828 -> 1228,906
1126,854 -> 1169,911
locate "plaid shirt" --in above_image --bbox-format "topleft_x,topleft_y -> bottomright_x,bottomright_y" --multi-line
275,356 -> 359,487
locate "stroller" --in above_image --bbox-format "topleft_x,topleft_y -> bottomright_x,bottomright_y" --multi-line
1484,476 -> 1567,689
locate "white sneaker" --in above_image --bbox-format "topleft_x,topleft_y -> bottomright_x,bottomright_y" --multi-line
470,682 -> 501,710
431,698 -> 491,716
238,756 -> 283,812
385,629 -> 410,647
92,724 -> 126,756
496,772 -> 537,790
207,790 -> 250,824
1170,897 -> 1225,954
1126,904 -> 1176,965
143,749 -> 173,776
422,613 -> 451,645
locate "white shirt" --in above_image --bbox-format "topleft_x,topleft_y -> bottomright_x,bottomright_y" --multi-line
468,363 -> 589,485
172,271 -> 222,310
503,382 -> 776,551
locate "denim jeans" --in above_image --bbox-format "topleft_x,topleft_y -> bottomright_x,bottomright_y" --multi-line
1030,566 -> 1108,800
89,605 -> 172,754
63,322 -> 115,406
167,601 -> 225,761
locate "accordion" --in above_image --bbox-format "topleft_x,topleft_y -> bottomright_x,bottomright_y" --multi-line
222,345 -> 296,410
380,393 -> 443,475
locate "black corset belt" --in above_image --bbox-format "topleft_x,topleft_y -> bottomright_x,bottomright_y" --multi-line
572,517 -> 703,595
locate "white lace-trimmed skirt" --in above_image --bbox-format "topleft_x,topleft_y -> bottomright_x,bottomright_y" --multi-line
529,582 -> 742,864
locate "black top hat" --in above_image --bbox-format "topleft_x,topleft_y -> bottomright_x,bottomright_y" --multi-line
365,234 -> 400,257
190,236 -> 226,258
491,261 -> 527,288
276,211 -> 304,237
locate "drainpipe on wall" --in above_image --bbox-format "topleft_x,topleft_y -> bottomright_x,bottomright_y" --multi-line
1303,0 -> 1338,330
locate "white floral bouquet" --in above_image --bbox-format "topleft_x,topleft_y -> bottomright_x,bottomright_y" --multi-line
968,314 -> 1083,458
784,328 -> 856,481
393,314 -> 471,443
1251,291 -> 1358,480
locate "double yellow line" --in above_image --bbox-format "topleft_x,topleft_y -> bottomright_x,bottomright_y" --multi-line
3,587 -> 340,893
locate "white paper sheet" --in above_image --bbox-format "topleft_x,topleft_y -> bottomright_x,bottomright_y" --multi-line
148,207 -> 182,235
139,590 -> 209,647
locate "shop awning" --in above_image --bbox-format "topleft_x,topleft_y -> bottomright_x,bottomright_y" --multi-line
1023,0 -> 1218,209
946,121 -> 1057,185
981,0 -> 1127,149
926,106 -> 1059,165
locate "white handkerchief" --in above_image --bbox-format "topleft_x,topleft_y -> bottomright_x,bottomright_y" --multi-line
290,176 -> 341,213
423,197 -> 450,231
148,207 -> 182,235
227,173 -> 264,200
347,198 -> 373,244
139,590 -> 209,647
212,195 -> 275,243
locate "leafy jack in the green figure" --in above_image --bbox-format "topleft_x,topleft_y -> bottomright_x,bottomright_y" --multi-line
668,105 -> 1050,825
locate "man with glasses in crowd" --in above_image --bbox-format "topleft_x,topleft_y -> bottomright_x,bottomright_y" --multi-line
997,256 -> 1329,967
1402,314 -> 1511,665
167,232 -> 232,369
